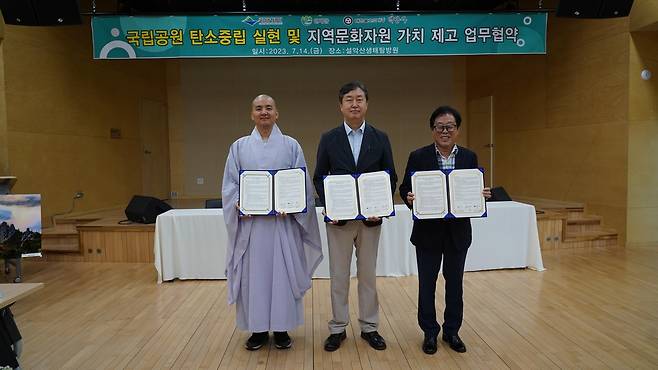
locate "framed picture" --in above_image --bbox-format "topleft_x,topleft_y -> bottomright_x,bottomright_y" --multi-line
0,194 -> 42,258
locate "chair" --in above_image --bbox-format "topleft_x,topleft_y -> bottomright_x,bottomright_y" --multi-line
205,198 -> 222,208
489,187 -> 512,202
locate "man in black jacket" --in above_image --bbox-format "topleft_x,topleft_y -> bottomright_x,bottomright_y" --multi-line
399,105 -> 490,355
313,81 -> 397,352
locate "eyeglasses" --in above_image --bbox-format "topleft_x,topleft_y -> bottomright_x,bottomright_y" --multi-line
432,124 -> 457,133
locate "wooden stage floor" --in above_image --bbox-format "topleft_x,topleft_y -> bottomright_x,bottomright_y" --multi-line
10,246 -> 658,369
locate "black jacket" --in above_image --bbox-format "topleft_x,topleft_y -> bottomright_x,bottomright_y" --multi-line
399,144 -> 478,250
313,123 -> 397,227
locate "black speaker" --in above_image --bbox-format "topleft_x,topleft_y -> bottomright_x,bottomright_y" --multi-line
489,186 -> 512,202
557,0 -> 633,18
0,0 -> 81,26
598,0 -> 634,18
125,195 -> 172,224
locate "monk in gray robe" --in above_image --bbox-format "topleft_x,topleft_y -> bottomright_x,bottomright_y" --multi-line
222,94 -> 322,350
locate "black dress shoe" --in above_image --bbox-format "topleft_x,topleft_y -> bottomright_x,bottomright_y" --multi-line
422,335 -> 438,354
245,332 -> 269,351
273,331 -> 292,349
324,331 -> 347,352
442,333 -> 466,353
360,331 -> 387,350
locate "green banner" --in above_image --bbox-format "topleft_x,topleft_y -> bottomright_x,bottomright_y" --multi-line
92,13 -> 546,59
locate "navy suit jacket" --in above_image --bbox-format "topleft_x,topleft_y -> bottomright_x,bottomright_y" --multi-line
313,123 -> 397,226
399,144 -> 479,250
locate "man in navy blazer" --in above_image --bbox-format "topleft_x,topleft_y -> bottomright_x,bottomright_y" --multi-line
399,106 -> 490,355
313,81 -> 397,352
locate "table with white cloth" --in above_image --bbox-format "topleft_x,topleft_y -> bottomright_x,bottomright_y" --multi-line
154,201 -> 545,283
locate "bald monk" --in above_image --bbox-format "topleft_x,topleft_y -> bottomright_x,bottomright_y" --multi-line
222,94 -> 323,350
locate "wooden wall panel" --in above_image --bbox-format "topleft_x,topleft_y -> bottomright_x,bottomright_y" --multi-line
630,0 -> 658,31
2,23 -> 167,225
466,15 -> 630,241
0,43 -> 8,175
76,230 -> 153,263
627,31 -> 658,247
167,57 -> 467,200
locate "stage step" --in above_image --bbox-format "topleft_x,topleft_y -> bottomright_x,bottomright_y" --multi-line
41,225 -> 80,253
38,213 -> 154,263
40,251 -> 84,262
565,215 -> 603,233
564,228 -> 618,242
550,207 -> 586,219
518,196 -> 618,250
52,216 -> 101,226
566,208 -> 587,219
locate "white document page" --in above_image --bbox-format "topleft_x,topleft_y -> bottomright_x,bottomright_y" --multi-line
411,170 -> 448,219
274,168 -> 306,214
323,174 -> 359,221
448,169 -> 486,218
239,170 -> 273,215
357,171 -> 394,218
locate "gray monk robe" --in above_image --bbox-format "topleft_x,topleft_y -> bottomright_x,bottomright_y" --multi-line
222,124 -> 323,332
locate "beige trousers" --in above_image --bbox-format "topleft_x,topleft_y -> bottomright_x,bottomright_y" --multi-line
326,221 -> 381,334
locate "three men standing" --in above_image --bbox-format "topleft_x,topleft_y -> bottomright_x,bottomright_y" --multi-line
223,91 -> 488,356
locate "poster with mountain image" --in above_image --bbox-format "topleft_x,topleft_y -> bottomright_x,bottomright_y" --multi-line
0,194 -> 42,258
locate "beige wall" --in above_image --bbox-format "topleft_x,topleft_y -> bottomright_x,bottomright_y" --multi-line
467,16 -> 630,241
3,11 -> 652,247
630,0 -> 658,31
168,57 -> 466,199
2,22 -> 167,225
0,21 -> 8,175
627,31 -> 658,247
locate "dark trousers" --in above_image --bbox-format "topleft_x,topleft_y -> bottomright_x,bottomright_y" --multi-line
0,307 -> 20,368
415,236 -> 468,337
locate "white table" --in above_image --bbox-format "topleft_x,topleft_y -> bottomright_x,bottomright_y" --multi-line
154,202 -> 544,283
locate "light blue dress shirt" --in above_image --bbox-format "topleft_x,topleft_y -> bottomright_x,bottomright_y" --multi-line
344,121 -> 365,165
